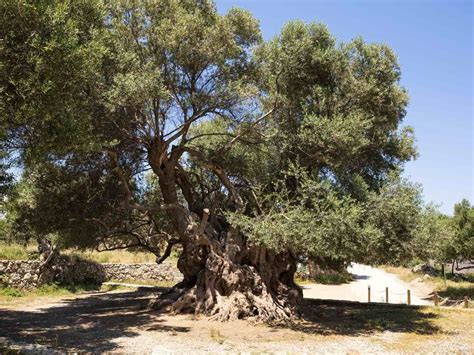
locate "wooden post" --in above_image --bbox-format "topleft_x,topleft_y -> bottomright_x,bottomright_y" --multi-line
386,287 -> 389,303
464,296 -> 469,308
407,289 -> 411,305
434,292 -> 439,306
368,286 -> 371,303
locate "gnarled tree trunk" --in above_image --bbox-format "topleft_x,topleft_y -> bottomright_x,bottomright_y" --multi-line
151,207 -> 302,322
172,233 -> 302,321
146,144 -> 302,322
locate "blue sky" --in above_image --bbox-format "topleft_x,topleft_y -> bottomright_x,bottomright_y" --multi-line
217,0 -> 473,214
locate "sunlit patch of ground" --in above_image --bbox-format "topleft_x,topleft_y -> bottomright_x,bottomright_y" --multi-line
383,266 -> 474,301
0,288 -> 473,353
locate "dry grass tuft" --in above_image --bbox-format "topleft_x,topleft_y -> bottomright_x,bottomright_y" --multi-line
64,249 -> 159,264
210,328 -> 226,344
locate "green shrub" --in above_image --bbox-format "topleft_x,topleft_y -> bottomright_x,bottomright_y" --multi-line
438,284 -> 474,300
313,272 -> 353,285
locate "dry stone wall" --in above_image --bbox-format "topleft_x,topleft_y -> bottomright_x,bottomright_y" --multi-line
0,259 -> 182,290
0,260 -> 43,290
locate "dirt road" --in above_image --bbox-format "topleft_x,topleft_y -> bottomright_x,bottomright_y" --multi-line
1,286 -> 472,353
302,263 -> 433,305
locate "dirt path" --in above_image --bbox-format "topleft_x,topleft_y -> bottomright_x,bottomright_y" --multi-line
0,287 -> 472,353
302,263 -> 434,305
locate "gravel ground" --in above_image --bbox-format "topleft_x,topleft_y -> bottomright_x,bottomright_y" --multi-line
1,282 -> 472,353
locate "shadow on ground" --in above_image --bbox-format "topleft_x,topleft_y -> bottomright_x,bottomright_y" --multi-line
0,288 -> 443,352
298,298 -> 442,335
0,288 -> 189,352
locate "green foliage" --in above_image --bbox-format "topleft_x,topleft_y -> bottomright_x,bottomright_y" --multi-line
409,199 -> 473,267
0,218 -> 10,242
0,287 -> 24,298
228,170 -> 363,259
256,22 -> 416,192
311,271 -> 353,285
1,0 -> 263,254
1,0 -> 446,271
452,199 -> 474,260
438,285 -> 474,300
411,205 -> 454,264
0,0 -> 109,160
363,175 -> 423,265
0,150 -> 12,200
222,20 -> 423,266
7,164 -> 131,249
1,175 -> 38,245
228,170 -> 425,265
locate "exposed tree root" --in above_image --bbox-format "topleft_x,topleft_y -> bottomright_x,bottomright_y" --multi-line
151,247 -> 302,323
146,208 -> 302,323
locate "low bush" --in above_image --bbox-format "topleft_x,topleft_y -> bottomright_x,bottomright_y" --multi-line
313,271 -> 353,285
438,284 -> 474,300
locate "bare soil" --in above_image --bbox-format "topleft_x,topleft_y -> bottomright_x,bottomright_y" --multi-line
1,287 -> 473,353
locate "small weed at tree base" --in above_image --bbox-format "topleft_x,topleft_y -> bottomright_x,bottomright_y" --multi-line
210,328 -> 226,344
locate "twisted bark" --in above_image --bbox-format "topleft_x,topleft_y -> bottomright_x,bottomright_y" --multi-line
173,243 -> 302,322
145,137 -> 301,322
151,208 -> 302,322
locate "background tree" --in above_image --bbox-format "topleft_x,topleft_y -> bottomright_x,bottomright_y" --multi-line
1,175 -> 37,246
1,0 -> 417,321
451,199 -> 474,270
363,175 -> 423,265
411,204 -> 454,273
408,199 -> 473,275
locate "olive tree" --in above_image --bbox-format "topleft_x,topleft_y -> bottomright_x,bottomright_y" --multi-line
1,0 -> 416,321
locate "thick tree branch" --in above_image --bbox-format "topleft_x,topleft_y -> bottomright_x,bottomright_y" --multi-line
108,149 -> 186,214
156,238 -> 180,264
182,147 -> 244,210
175,163 -> 200,213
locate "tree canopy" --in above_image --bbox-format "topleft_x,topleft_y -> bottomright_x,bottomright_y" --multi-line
1,0 -> 448,321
